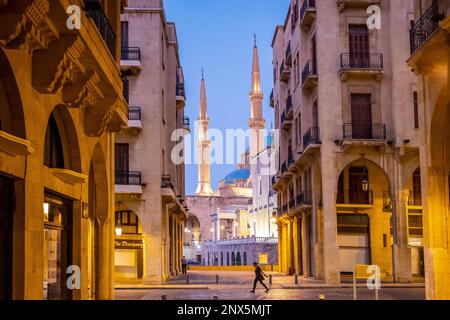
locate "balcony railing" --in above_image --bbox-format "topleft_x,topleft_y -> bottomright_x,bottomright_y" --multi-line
161,175 -> 175,190
288,198 -> 296,210
281,110 -> 292,130
121,47 -> 141,61
343,123 -> 386,140
337,190 -> 374,205
340,53 -> 384,69
303,127 -> 320,149
85,1 -> 116,58
297,191 -> 312,206
176,82 -> 186,98
302,59 -> 318,88
280,62 -> 291,82
115,171 -> 142,186
270,89 -> 274,107
410,0 -> 442,54
286,95 -> 293,116
282,204 -> 288,214
128,106 -> 141,121
408,191 -> 423,206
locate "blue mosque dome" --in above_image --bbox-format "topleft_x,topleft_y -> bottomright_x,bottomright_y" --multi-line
223,168 -> 251,185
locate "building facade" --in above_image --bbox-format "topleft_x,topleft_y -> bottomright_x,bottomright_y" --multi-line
407,0 -> 450,300
0,0 -> 128,299
114,0 -> 188,284
272,0 -> 421,283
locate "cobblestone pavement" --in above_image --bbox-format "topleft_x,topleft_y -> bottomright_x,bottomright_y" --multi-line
115,271 -> 425,300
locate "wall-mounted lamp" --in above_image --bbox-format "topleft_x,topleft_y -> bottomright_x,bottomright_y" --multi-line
115,226 -> 123,237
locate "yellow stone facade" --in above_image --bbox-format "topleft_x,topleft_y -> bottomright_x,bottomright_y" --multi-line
0,0 -> 128,300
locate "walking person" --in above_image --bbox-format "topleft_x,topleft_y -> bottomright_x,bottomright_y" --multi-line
250,262 -> 269,293
181,256 -> 188,275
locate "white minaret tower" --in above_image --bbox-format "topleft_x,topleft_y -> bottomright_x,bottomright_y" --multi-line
249,35 -> 266,160
196,70 -> 214,196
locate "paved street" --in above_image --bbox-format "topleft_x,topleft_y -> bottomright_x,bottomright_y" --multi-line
115,271 -> 425,300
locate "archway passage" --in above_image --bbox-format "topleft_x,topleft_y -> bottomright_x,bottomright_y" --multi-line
183,215 -> 202,264
231,252 -> 236,266
236,252 -> 242,266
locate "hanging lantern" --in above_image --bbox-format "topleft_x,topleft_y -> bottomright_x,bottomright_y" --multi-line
115,226 -> 123,237
361,175 -> 369,192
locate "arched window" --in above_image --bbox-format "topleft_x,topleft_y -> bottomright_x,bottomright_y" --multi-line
236,252 -> 242,266
243,252 -> 247,266
44,114 -> 64,168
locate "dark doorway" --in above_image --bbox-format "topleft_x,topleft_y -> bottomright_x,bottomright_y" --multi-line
349,167 -> 370,204
351,94 -> 372,139
349,25 -> 370,68
0,175 -> 14,300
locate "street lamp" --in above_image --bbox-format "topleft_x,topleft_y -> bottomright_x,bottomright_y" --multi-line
115,226 -> 123,237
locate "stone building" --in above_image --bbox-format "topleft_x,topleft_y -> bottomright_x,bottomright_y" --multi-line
114,0 -> 188,284
0,0 -> 128,299
407,0 -> 450,300
271,0 -> 421,283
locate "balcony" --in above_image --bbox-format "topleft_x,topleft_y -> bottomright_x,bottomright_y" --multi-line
296,191 -> 313,210
303,127 -> 320,150
336,189 -> 374,208
85,1 -> 116,58
281,110 -> 292,131
408,191 -> 423,207
342,123 -> 386,145
288,151 -> 295,170
286,42 -> 293,67
301,60 -> 318,90
288,198 -> 296,212
280,62 -> 291,83
286,95 -> 294,118
121,47 -> 142,73
183,116 -> 191,133
126,106 -> 142,131
281,204 -> 288,215
176,81 -> 186,108
340,53 -> 384,81
115,171 -> 143,196
300,0 -> 316,29
270,89 -> 275,107
337,0 -> 381,12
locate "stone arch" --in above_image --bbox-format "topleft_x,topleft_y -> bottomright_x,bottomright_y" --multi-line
231,252 -> 236,266
227,252 -> 230,266
89,143 -> 109,223
0,49 -> 26,139
45,105 -> 82,173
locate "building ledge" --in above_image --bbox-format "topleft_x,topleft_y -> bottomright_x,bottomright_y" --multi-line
0,130 -> 34,156
124,120 -> 143,130
115,184 -> 143,195
52,168 -> 88,184
120,60 -> 142,74
176,95 -> 186,108
336,204 -> 374,211
340,69 -> 384,82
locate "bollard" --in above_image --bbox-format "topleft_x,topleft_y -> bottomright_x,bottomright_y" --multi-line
186,275 -> 190,285
294,274 -> 298,285
216,274 -> 219,284
161,295 -> 167,300
213,296 -> 219,300
318,294 -> 326,300
269,274 -> 273,285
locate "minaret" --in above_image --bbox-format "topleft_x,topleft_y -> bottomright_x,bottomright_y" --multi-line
196,71 -> 214,196
249,35 -> 266,160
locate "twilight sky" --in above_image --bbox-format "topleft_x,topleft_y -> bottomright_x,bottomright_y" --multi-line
164,0 -> 290,195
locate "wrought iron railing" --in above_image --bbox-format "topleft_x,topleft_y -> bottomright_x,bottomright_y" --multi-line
85,0 -> 116,58
340,53 -> 384,69
300,0 -> 316,22
121,47 -> 141,61
343,123 -> 386,140
288,198 -> 296,210
161,175 -> 175,190
128,106 -> 141,121
301,59 -> 317,86
176,82 -> 185,98
286,42 -> 292,66
115,171 -> 142,185
303,127 -> 320,149
286,95 -> 293,115
410,0 -> 442,54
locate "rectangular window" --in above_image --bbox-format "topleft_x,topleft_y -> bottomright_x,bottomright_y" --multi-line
121,21 -> 129,49
115,143 -> 129,173
348,25 -> 370,68
413,91 -> 419,129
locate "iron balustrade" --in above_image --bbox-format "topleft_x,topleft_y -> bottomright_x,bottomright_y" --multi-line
300,0 -> 316,21
286,42 -> 292,66
176,82 -> 186,98
337,189 -> 374,205
115,171 -> 142,185
340,53 -> 384,69
303,127 -> 320,149
301,59 -> 317,86
161,175 -> 175,190
286,95 -> 293,115
85,0 -> 116,58
121,47 -> 141,61
410,0 -> 442,54
343,123 -> 386,140
128,106 -> 141,121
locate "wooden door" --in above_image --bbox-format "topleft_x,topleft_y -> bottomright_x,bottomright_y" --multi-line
349,25 -> 369,68
351,94 -> 372,139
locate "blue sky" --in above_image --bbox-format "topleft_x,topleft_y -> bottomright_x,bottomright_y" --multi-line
164,0 -> 290,195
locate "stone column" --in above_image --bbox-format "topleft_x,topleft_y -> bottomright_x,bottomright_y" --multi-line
393,189 -> 413,282
96,219 -> 113,300
216,216 -> 221,241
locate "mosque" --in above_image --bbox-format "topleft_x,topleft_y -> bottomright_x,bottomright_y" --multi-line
184,38 -> 278,267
